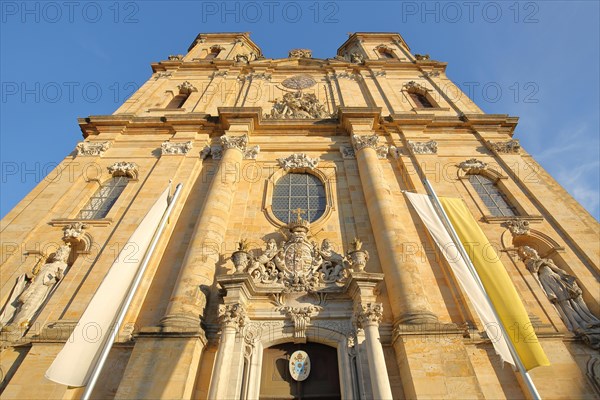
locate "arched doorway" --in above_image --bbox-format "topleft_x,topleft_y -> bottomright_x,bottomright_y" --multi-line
259,342 -> 341,399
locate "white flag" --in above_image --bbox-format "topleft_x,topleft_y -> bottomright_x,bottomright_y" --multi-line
46,187 -> 170,387
405,192 -> 514,366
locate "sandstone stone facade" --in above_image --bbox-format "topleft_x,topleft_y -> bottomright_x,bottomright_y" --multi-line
1,32 -> 599,399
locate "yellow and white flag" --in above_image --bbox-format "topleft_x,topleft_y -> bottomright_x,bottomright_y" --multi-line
45,187 -> 170,386
406,193 -> 549,370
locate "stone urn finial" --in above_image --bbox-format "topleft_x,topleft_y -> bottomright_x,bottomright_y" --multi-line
347,237 -> 369,272
232,239 -> 251,274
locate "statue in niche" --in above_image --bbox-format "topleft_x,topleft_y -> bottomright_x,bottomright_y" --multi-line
518,246 -> 600,349
0,244 -> 70,333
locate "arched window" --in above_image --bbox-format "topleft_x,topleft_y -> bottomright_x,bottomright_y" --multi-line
379,49 -> 394,59
78,176 -> 129,219
204,45 -> 224,60
409,92 -> 434,108
468,174 -> 517,217
272,173 -> 326,223
166,93 -> 188,109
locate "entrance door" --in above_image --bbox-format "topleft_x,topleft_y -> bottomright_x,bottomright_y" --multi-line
259,342 -> 341,399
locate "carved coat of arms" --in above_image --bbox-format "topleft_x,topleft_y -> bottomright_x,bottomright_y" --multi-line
231,211 -> 367,292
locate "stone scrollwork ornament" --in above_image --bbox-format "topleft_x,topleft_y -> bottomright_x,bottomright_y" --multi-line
503,219 -> 530,236
518,246 -> 600,349
177,81 -> 197,94
161,141 -> 193,155
76,141 -> 111,157
63,222 -> 87,242
108,161 -> 138,179
220,134 -> 248,152
288,49 -> 312,59
458,158 -> 487,174
0,244 -> 71,334
407,140 -> 438,155
488,139 -> 521,154
277,153 -> 320,171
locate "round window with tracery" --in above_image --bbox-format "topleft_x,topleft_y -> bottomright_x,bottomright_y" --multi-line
272,173 -> 326,223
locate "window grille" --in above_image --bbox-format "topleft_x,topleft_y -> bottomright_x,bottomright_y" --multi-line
78,176 -> 128,219
272,173 -> 326,223
468,174 -> 517,217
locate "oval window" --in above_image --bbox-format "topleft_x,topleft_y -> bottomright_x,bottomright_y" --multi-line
271,173 -> 326,223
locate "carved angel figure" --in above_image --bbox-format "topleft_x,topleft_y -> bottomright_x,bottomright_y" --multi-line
0,244 -> 70,332
518,246 -> 600,347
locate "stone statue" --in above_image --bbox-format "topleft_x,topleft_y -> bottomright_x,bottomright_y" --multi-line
1,244 -> 70,332
350,52 -> 364,64
518,246 -> 600,349
318,239 -> 346,282
265,91 -> 331,119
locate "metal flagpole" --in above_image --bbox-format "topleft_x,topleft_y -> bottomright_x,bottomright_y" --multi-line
81,183 -> 183,400
422,178 -> 542,400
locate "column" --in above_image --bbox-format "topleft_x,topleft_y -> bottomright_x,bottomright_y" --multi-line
351,131 -> 437,324
207,303 -> 246,399
355,302 -> 393,400
161,132 -> 249,329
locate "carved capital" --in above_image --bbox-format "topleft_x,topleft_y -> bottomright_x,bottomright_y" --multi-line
503,218 -> 530,236
161,141 -> 193,155
220,134 -> 248,152
407,140 -> 437,155
354,302 -> 384,328
458,158 -> 487,174
277,153 -> 320,171
218,303 -> 247,330
76,141 -> 111,157
352,135 -> 389,159
488,139 -> 521,154
108,162 -> 138,179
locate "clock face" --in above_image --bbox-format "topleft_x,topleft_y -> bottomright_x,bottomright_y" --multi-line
289,350 -> 311,381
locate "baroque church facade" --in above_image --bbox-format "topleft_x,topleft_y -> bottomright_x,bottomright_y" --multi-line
0,32 -> 599,399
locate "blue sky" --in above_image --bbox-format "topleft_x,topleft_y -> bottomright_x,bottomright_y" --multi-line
1,1 -> 599,220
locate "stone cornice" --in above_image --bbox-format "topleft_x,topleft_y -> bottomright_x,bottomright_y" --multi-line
389,113 -> 518,132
